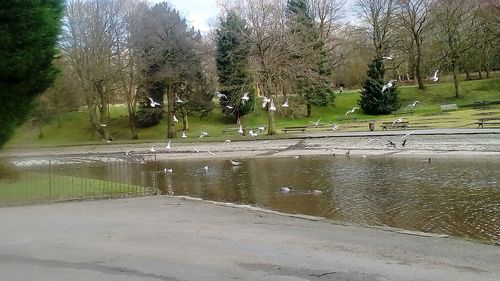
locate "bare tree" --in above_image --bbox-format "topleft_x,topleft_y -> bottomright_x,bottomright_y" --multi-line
61,0 -> 125,141
309,0 -> 345,40
397,0 -> 432,89
354,0 -> 398,57
432,0 -> 480,98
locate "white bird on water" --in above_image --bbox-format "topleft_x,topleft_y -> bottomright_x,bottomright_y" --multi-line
282,99 -> 289,108
345,107 -> 358,116
147,97 -> 161,107
382,80 -> 397,92
181,131 -> 187,138
405,100 -> 420,111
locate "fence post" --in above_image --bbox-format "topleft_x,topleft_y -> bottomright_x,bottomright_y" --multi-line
48,160 -> 52,201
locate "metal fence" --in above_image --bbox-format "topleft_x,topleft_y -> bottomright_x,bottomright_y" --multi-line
0,153 -> 156,206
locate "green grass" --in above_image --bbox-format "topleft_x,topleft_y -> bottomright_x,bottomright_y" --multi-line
0,172 -> 144,205
5,77 -> 500,147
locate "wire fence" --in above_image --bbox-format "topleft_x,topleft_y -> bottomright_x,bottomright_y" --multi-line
0,152 -> 156,206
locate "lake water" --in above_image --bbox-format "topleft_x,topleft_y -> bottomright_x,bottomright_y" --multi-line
150,155 -> 500,242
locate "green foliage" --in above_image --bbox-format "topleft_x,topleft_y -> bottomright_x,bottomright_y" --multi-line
0,0 -> 63,147
359,57 -> 400,114
216,10 -> 254,120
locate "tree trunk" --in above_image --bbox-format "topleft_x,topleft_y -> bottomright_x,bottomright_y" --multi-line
306,103 -> 312,117
128,113 -> 138,139
478,66 -> 483,80
465,66 -> 471,81
166,84 -> 176,139
484,64 -> 490,79
415,39 -> 425,90
267,110 -> 276,135
452,62 -> 461,99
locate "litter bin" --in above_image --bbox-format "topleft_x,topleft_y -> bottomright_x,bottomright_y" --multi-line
368,120 -> 375,131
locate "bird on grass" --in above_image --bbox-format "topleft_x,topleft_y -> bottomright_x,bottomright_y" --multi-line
382,80 -> 397,92
345,107 -> 358,116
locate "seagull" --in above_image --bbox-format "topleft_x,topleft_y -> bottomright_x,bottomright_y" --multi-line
147,97 -> 161,107
329,122 -> 338,130
405,101 -> 420,111
164,168 -> 173,174
280,187 -> 293,193
345,149 -> 350,156
262,96 -> 271,108
282,98 -> 289,108
386,140 -> 396,148
199,131 -> 208,139
401,131 -> 414,139
98,121 -> 107,127
382,54 -> 393,60
203,165 -> 209,171
193,148 -> 200,153
238,124 -> 244,135
257,126 -> 266,133
226,105 -> 233,109
310,190 -> 323,195
382,80 -> 397,92
241,92 -> 249,104
426,69 -> 439,82
206,149 -> 216,156
392,118 -> 403,125
176,95 -> 184,104
309,118 -> 321,126
102,139 -> 112,143
215,92 -> 227,99
401,139 -> 407,147
173,115 -> 179,123
269,99 -> 276,112
248,130 -> 258,137
181,131 -> 187,138
165,140 -> 171,150
150,144 -> 157,153
345,107 -> 359,116
230,160 -> 242,166
224,139 -> 231,144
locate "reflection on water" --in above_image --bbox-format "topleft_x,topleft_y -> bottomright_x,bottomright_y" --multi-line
152,156 -> 499,242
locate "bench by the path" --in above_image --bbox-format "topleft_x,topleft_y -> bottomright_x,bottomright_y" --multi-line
381,121 -> 409,130
282,126 -> 307,134
440,104 -> 458,112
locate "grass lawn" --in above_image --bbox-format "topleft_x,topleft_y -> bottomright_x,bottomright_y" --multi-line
0,172 -> 144,205
5,76 -> 500,147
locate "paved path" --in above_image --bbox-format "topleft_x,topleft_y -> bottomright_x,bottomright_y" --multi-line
0,197 -> 499,281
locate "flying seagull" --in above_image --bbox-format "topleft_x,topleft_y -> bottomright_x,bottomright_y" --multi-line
382,54 -> 393,60
248,130 -> 258,137
165,140 -> 171,150
329,122 -> 338,130
269,99 -> 276,112
241,92 -> 249,104
405,101 -> 420,111
230,160 -> 242,166
181,131 -> 187,138
262,96 -> 271,108
401,131 -> 414,139
215,92 -> 227,99
282,98 -> 289,108
199,131 -> 208,139
238,124 -> 244,135
164,168 -> 173,174
309,118 -> 321,126
173,115 -> 179,123
426,70 -> 439,82
224,139 -> 231,144
345,107 -> 358,116
147,97 -> 161,108
382,80 -> 397,92
280,187 -> 293,193
176,95 -> 184,104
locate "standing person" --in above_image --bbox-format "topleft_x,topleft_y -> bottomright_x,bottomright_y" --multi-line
339,86 -> 344,95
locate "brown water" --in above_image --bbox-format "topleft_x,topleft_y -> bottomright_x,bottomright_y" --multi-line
149,155 -> 500,242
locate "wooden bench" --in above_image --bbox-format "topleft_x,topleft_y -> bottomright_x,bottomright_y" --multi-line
440,104 -> 458,112
381,121 -> 409,130
337,115 -> 357,122
473,101 -> 491,110
476,117 -> 500,128
282,126 -> 307,134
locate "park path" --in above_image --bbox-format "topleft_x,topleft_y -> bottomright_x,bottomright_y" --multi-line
0,196 -> 499,281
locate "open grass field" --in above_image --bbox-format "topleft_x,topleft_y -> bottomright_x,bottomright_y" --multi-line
0,172 -> 144,205
5,76 -> 500,148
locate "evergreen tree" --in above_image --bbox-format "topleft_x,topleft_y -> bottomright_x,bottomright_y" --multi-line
216,10 -> 254,122
286,0 -> 334,117
358,57 -> 400,114
0,0 -> 63,146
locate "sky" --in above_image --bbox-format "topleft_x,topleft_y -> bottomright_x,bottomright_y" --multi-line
151,0 -> 357,34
